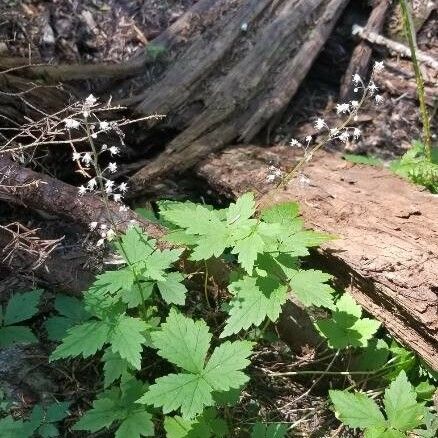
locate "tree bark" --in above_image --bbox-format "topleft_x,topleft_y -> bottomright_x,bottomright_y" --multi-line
128,0 -> 350,193
196,145 -> 438,370
0,156 -> 165,239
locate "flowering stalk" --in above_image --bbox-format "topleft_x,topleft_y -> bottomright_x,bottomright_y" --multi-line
398,0 -> 431,160
262,63 -> 385,204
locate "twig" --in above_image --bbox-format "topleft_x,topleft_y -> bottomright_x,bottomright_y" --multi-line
352,24 -> 438,70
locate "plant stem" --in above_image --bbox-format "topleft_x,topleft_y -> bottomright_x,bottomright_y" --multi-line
398,0 -> 431,159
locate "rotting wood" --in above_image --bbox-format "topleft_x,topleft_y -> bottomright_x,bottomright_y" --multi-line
352,24 -> 438,70
129,0 -> 350,194
0,155 -> 165,239
196,145 -> 438,370
340,0 -> 390,101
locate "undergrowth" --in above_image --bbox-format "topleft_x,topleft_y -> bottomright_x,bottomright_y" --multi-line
0,194 -> 436,437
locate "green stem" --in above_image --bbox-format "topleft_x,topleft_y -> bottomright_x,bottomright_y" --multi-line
399,0 -> 432,159
85,121 -> 148,318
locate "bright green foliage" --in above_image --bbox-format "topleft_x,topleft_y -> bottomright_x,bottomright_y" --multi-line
0,402 -> 70,438
138,310 -> 253,418
51,313 -> 148,369
414,410 -> 438,438
250,422 -> 288,438
89,226 -> 186,308
102,349 -> 133,388
160,195 -> 333,275
74,378 -> 154,438
391,141 -> 438,193
164,408 -> 228,438
289,269 -> 335,310
353,339 -> 390,371
221,275 -> 288,338
330,371 -> 427,437
316,293 -> 380,348
0,290 -> 41,347
44,295 -> 89,341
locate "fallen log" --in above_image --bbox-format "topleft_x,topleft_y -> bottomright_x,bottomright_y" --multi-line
196,145 -> 438,370
129,0 -> 350,193
0,156 -> 165,239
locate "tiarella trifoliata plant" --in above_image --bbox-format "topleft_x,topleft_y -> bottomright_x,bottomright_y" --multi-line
266,61 -> 386,184
2,62 -> 437,437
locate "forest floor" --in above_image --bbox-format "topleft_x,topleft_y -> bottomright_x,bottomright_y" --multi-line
0,1 -> 437,437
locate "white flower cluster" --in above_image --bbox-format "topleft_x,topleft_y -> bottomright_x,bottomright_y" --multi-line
266,164 -> 283,183
288,61 -> 385,151
89,221 -> 116,247
64,95 -> 129,212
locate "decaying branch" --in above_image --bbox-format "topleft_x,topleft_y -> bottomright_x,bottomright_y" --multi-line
0,155 -> 165,238
353,24 -> 438,70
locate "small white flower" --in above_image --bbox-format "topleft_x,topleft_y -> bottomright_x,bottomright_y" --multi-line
314,118 -> 326,131
108,162 -> 117,173
109,146 -> 120,156
336,103 -> 350,114
373,61 -> 384,73
368,81 -> 378,94
101,144 -> 108,151
351,100 -> 359,108
106,229 -> 116,241
85,94 -> 97,106
87,178 -> 97,190
105,180 -> 115,194
289,138 -> 301,147
118,182 -> 128,193
99,121 -> 110,131
113,193 -> 122,202
72,152 -> 81,161
89,221 -> 98,230
266,174 -> 276,183
354,87 -> 359,93
91,132 -> 98,139
96,238 -> 105,247
352,73 -> 361,85
83,110 -> 89,118
305,135 -> 312,144
81,152 -> 92,165
375,94 -> 384,105
330,127 -> 339,137
240,22 -> 248,31
65,118 -> 80,129
339,130 -> 350,143
353,128 -> 361,139
78,185 -> 87,195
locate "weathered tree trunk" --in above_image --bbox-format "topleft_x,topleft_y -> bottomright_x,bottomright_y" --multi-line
196,145 -> 438,370
128,0 -> 350,193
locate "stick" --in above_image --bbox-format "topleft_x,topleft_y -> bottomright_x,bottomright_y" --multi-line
352,24 -> 438,70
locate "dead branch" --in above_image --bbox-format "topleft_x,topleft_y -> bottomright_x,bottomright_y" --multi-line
353,24 -> 438,70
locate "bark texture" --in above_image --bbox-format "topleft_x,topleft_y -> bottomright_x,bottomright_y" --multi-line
129,0 -> 350,192
197,145 -> 438,369
0,156 -> 165,239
